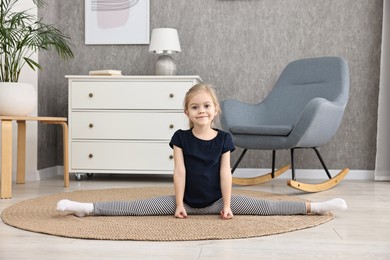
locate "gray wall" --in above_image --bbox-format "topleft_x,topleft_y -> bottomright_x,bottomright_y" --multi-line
38,0 -> 383,172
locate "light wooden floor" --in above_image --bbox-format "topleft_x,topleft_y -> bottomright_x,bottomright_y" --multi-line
1,174 -> 389,260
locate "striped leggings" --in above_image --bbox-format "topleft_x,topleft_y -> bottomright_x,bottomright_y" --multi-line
93,195 -> 307,216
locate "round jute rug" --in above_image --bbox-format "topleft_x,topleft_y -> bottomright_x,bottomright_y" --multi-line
1,187 -> 333,241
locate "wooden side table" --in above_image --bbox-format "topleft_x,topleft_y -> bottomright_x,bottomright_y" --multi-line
0,116 -> 69,199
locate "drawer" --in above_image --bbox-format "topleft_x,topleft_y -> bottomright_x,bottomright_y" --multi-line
71,111 -> 188,140
70,81 -> 192,109
71,141 -> 174,171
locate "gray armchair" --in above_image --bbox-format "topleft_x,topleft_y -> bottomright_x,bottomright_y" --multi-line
221,56 -> 350,192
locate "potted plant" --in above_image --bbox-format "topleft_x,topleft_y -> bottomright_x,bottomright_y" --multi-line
0,0 -> 73,116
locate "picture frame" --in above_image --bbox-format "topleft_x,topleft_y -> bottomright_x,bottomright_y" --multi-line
85,0 -> 150,45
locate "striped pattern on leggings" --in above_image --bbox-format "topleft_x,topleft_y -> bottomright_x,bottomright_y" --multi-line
93,195 -> 307,216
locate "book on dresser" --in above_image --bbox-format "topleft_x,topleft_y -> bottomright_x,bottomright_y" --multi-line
88,70 -> 122,76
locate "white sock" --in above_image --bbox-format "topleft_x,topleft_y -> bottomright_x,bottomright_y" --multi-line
311,198 -> 347,214
57,199 -> 94,217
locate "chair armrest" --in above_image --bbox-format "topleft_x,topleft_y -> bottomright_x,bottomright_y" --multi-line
221,99 -> 264,132
290,97 -> 346,147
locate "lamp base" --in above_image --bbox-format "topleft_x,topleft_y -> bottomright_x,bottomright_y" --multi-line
155,55 -> 177,75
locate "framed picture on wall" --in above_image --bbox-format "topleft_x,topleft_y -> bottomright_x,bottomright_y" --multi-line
85,0 -> 150,45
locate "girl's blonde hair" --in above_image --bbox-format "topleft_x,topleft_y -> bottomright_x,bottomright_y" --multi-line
183,83 -> 221,129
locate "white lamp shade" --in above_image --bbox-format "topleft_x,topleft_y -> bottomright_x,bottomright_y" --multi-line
149,28 -> 181,54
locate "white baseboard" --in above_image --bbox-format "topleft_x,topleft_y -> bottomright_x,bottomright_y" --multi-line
233,168 -> 375,181
37,166 -> 64,180
37,166 -> 375,181
374,170 -> 390,181
375,176 -> 390,181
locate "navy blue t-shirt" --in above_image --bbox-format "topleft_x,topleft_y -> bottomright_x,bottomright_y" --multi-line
169,129 -> 235,208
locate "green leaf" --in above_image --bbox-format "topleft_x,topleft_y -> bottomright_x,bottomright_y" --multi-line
24,57 -> 42,71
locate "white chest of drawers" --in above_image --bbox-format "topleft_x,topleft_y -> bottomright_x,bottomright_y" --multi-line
66,75 -> 201,177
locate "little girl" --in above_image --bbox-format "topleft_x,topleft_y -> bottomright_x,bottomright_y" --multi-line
57,83 -> 347,219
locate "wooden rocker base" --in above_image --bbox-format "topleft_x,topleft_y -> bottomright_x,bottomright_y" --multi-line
287,168 -> 350,192
232,164 -> 290,186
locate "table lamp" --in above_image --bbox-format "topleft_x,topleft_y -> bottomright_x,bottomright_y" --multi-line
149,28 -> 181,75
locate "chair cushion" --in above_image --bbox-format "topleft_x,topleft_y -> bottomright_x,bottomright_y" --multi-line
230,124 -> 292,136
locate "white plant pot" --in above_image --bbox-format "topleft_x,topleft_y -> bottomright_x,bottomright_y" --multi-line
0,82 -> 37,116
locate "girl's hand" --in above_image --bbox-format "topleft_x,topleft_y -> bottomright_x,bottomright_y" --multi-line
174,205 -> 188,219
220,208 -> 234,220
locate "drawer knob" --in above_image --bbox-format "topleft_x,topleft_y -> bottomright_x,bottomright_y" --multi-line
89,93 -> 93,98
169,155 -> 173,160
169,124 -> 174,129
89,154 -> 93,159
169,93 -> 174,98
89,123 -> 94,128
